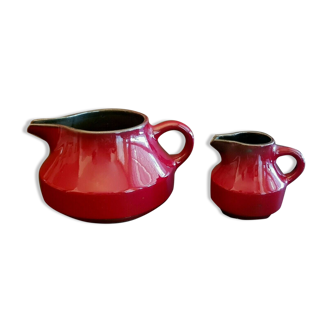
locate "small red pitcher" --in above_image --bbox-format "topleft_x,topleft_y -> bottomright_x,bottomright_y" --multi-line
210,131 -> 305,219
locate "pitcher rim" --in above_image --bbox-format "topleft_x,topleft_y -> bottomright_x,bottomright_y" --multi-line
29,108 -> 149,134
211,131 -> 275,146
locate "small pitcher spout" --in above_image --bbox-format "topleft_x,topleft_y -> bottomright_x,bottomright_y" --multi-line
210,134 -> 227,154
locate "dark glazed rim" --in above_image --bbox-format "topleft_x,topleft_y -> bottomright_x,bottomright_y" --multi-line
29,108 -> 149,134
211,131 -> 275,146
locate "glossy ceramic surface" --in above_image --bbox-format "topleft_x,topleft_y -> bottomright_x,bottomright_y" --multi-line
28,109 -> 194,223
210,132 -> 305,219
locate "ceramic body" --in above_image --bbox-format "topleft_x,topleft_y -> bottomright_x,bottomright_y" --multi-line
28,109 -> 194,223
210,132 -> 305,219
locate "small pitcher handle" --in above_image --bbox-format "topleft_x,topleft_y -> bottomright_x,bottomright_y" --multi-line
152,121 -> 194,168
275,145 -> 305,184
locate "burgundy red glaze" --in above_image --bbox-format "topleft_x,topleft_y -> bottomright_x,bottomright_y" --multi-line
28,109 -> 194,223
210,132 -> 305,219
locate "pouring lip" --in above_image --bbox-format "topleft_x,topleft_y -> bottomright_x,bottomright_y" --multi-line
29,108 -> 149,134
211,131 -> 275,147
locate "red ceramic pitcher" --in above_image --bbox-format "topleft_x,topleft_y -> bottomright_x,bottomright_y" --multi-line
210,131 -> 305,219
28,109 -> 194,223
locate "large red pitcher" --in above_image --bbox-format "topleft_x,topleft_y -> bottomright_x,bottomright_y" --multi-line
28,109 -> 194,223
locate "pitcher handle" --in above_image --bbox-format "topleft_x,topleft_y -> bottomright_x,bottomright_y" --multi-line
275,145 -> 305,184
152,121 -> 194,168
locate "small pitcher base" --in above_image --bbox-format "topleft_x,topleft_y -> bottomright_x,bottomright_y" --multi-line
222,209 -> 282,221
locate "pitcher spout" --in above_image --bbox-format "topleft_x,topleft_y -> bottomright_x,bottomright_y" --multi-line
210,134 -> 232,153
27,120 -> 61,151
210,134 -> 226,152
